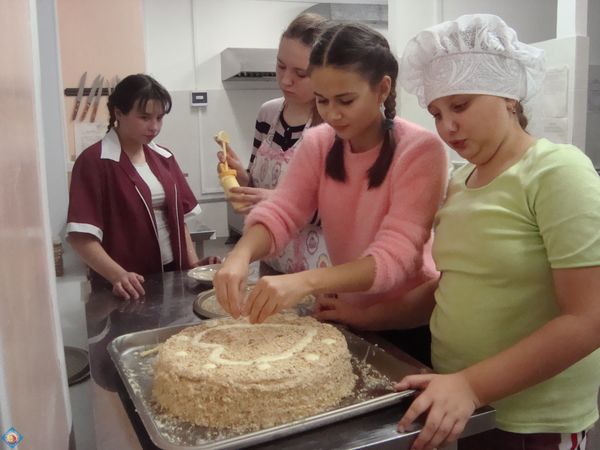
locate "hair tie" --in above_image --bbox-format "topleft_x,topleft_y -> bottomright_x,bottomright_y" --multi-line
383,118 -> 394,130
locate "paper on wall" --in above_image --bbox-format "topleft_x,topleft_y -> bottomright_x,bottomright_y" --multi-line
527,65 -> 570,143
538,118 -> 569,144
541,66 -> 568,118
74,122 -> 107,158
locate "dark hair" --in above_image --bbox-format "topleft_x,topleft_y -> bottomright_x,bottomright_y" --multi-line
515,101 -> 528,130
309,23 -> 398,189
106,74 -> 172,132
282,13 -> 328,126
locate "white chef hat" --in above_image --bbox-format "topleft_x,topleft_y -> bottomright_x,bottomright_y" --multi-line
399,14 -> 545,107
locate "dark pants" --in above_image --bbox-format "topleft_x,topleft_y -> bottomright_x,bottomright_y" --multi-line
378,325 -> 432,367
163,261 -> 176,272
459,428 -> 588,450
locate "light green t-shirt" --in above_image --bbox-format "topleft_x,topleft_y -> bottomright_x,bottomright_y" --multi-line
431,138 -> 600,433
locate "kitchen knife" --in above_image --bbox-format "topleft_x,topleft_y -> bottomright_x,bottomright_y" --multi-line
79,74 -> 101,121
70,72 -> 87,121
89,77 -> 104,122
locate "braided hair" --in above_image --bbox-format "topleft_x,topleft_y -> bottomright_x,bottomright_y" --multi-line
106,74 -> 172,133
309,23 -> 398,189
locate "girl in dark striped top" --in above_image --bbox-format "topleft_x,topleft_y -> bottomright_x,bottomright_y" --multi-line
216,13 -> 330,273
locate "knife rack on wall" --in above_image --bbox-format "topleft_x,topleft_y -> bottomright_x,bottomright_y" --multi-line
64,88 -> 110,96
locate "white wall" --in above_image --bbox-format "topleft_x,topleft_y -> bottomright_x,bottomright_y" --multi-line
143,0 -> 315,235
442,0 -> 556,44
143,0 -> 315,91
143,0 -> 196,91
144,0 -> 583,234
192,0 -> 314,89
388,1 -> 442,152
530,36 -> 590,151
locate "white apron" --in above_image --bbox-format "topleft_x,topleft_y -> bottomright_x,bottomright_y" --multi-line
249,102 -> 330,273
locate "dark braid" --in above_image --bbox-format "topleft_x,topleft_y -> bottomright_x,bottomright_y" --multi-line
325,136 -> 346,182
384,81 -> 397,120
368,79 -> 398,188
107,108 -> 117,133
106,74 -> 172,133
310,23 -> 399,189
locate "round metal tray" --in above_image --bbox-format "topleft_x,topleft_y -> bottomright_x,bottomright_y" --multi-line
64,346 -> 90,386
187,261 -> 261,286
186,264 -> 222,285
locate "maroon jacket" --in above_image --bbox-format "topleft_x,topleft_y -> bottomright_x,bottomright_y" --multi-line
66,129 -> 201,275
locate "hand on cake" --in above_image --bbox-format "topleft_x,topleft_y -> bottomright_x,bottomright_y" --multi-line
243,273 -> 312,323
213,253 -> 250,318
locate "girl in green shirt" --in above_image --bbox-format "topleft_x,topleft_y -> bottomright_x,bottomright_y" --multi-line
317,13 -> 600,450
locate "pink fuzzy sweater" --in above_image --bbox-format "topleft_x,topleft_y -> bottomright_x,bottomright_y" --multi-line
246,118 -> 448,307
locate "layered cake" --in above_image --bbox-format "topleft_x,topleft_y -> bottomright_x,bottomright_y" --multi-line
152,314 -> 356,431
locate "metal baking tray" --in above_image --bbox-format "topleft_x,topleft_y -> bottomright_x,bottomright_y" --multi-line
193,287 -> 315,319
108,321 -> 421,450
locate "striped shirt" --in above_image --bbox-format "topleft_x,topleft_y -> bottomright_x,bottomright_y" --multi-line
248,97 -> 307,170
248,97 -> 320,226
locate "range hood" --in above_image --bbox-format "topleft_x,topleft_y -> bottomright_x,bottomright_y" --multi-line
220,47 -> 279,90
305,3 -> 387,26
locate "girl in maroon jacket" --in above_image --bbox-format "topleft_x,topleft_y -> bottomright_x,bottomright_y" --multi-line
67,74 -> 216,300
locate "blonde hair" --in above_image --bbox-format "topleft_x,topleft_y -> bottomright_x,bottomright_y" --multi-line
282,13 -> 327,47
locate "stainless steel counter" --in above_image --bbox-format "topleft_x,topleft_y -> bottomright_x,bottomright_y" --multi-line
84,271 -> 495,450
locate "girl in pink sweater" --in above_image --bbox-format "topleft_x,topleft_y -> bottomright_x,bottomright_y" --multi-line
213,22 -> 448,326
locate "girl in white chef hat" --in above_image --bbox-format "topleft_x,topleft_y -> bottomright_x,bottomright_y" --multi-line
389,13 -> 600,450
313,12 -> 600,450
